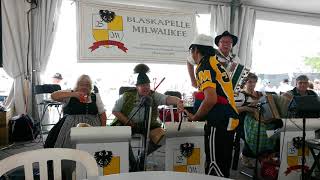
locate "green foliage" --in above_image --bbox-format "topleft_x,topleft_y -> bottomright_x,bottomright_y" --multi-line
304,56 -> 320,72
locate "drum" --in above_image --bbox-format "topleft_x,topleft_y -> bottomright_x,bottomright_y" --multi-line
149,127 -> 165,145
226,62 -> 250,93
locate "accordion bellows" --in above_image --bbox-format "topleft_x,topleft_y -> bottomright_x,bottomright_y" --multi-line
256,94 -> 291,123
226,62 -> 250,93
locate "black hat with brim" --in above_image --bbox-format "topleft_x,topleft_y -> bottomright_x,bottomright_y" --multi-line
214,31 -> 238,47
52,73 -> 63,80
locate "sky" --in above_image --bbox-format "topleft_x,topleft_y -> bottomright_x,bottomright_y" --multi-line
251,19 -> 320,74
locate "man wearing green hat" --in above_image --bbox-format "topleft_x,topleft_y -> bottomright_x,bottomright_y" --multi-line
112,63 -> 184,171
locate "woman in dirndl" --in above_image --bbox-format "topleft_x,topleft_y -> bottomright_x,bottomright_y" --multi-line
52,74 -> 106,148
50,74 -> 106,179
236,73 -> 278,168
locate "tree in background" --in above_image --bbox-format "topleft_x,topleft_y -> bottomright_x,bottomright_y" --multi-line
304,56 -> 320,72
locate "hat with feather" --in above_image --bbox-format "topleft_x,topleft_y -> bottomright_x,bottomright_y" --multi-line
134,64 -> 150,85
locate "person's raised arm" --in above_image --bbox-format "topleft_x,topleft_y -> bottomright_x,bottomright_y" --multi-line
51,90 -> 84,102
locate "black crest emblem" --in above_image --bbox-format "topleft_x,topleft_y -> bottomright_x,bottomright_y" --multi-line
94,150 -> 113,167
99,10 -> 115,23
180,143 -> 194,158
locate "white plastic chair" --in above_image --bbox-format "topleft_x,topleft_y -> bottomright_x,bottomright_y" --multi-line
91,171 -> 230,180
0,148 -> 99,180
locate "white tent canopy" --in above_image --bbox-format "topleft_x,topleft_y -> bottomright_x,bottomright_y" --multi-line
2,0 -> 320,116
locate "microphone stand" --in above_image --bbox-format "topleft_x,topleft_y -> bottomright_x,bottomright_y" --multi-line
143,104 -> 152,171
126,98 -> 147,171
238,102 -> 267,179
136,78 -> 165,170
301,115 -> 306,180
126,102 -> 144,126
129,96 -> 152,171
253,102 -> 266,180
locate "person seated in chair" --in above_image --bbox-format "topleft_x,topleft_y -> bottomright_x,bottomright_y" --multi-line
283,75 -> 318,99
111,64 -> 184,171
51,74 -> 106,149
236,73 -> 280,168
283,75 -> 320,137
48,74 -> 106,179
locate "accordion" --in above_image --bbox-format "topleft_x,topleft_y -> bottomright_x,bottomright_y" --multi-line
258,94 -> 281,123
226,62 -> 250,93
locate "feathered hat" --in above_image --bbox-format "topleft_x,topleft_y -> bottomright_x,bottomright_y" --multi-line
134,64 -> 150,85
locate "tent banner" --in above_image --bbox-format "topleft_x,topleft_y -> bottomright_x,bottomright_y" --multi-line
77,1 -> 196,63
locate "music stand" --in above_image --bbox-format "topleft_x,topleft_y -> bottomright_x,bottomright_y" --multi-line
288,95 -> 320,180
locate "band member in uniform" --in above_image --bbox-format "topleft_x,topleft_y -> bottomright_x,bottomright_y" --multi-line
187,31 -> 240,87
112,64 -> 184,171
184,34 -> 239,177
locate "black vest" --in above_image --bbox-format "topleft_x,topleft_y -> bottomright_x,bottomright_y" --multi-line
63,93 -> 98,115
290,87 -> 317,96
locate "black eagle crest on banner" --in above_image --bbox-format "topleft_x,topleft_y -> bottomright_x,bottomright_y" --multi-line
180,143 -> 194,158
94,150 -> 113,167
99,10 -> 115,23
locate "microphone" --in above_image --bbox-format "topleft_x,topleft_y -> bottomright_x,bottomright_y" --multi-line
140,96 -> 153,106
